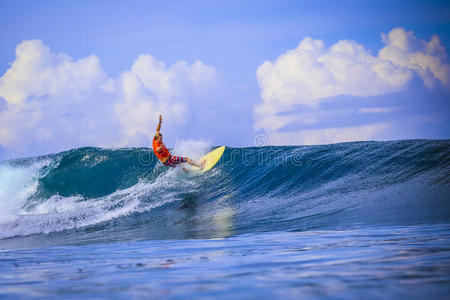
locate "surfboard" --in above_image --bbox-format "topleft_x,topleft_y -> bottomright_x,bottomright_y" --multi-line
192,146 -> 225,172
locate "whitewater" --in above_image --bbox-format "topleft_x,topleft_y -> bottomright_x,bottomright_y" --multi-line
0,139 -> 449,299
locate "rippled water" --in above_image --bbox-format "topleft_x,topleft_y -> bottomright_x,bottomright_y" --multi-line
1,224 -> 449,299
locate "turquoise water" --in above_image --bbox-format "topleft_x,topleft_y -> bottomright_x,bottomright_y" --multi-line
0,140 -> 449,298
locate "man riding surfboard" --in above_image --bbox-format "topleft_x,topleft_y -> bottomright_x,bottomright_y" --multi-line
153,115 -> 203,168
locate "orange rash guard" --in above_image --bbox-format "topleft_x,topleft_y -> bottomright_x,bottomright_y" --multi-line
152,137 -> 170,162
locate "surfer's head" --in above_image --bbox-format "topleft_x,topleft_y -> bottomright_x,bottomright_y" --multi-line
155,133 -> 163,142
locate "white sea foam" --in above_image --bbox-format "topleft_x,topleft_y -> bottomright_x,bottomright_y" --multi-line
0,159 -> 51,225
172,139 -> 212,163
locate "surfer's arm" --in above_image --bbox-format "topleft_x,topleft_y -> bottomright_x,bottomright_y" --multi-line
156,115 -> 162,133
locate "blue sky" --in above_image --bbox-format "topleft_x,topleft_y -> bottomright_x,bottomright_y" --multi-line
0,0 -> 449,159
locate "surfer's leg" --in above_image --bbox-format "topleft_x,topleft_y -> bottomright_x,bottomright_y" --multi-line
168,155 -> 202,168
163,155 -> 180,167
167,155 -> 194,167
186,157 -> 203,168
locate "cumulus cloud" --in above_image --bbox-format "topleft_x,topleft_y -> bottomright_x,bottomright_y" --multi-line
0,40 -> 222,159
0,40 -> 107,105
0,40 -> 114,155
380,28 -> 450,89
115,55 -> 220,146
254,27 -> 450,145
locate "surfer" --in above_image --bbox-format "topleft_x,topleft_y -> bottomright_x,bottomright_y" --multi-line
153,115 -> 203,168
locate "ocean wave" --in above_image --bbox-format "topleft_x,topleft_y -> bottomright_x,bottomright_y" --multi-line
0,139 -> 449,243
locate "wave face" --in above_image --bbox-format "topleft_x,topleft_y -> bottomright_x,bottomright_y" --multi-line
0,140 -> 449,247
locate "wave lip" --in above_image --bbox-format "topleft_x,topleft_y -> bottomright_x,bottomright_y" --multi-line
0,158 -> 52,225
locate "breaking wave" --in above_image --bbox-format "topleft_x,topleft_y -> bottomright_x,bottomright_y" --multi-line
0,139 -> 449,246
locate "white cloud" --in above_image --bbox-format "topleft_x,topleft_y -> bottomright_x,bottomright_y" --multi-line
357,107 -> 400,114
0,40 -> 222,159
115,54 -> 220,146
254,27 -> 450,144
0,40 -> 106,105
379,28 -> 450,89
267,123 -> 391,146
0,40 -> 113,155
253,109 -> 354,132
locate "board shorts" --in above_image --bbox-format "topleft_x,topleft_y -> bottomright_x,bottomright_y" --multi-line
162,155 -> 187,167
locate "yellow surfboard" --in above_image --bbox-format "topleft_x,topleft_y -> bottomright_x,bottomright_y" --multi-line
192,146 -> 225,172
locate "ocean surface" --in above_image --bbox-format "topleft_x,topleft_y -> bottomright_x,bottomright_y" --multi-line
0,139 -> 449,299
